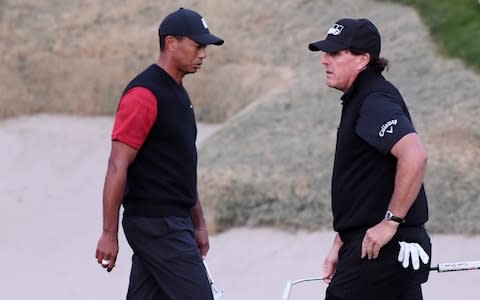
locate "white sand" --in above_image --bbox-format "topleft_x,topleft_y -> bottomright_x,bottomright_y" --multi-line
1,115 -> 479,300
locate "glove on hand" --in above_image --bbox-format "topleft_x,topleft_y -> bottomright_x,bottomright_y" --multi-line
398,241 -> 429,270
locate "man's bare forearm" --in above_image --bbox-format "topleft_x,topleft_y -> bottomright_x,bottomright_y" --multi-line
102,141 -> 137,234
388,133 -> 427,218
191,199 -> 207,229
102,158 -> 127,235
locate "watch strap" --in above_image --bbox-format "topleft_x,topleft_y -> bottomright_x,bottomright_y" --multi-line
385,210 -> 405,223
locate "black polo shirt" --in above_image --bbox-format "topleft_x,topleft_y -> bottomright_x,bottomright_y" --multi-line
331,68 -> 428,233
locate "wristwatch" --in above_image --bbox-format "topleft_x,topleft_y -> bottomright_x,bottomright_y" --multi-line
385,210 -> 405,224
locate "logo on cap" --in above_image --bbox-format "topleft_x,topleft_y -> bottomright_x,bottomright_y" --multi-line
201,18 -> 209,29
327,24 -> 344,36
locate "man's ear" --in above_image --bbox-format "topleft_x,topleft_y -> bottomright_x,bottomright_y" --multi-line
359,52 -> 371,69
164,35 -> 177,52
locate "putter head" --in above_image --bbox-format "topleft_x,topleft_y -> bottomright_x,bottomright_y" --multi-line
212,285 -> 224,300
282,280 -> 293,300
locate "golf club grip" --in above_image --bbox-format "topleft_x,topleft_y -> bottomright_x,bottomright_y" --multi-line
432,260 -> 480,272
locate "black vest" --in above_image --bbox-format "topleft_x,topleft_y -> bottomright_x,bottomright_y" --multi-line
122,64 -> 198,217
332,68 -> 428,232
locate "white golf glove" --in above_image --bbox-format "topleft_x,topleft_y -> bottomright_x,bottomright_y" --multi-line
398,241 -> 429,270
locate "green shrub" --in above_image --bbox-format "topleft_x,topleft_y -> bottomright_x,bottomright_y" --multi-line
378,0 -> 480,72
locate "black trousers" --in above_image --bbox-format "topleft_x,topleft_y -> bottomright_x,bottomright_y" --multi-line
325,226 -> 431,300
122,215 -> 213,300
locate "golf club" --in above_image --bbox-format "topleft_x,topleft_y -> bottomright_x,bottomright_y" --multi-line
282,260 -> 480,300
203,259 -> 224,300
282,277 -> 327,300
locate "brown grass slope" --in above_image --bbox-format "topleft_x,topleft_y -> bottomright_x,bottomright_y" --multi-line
196,0 -> 480,234
1,0 -> 478,233
0,0 -> 291,121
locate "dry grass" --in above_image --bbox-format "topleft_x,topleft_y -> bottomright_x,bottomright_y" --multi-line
1,0 -> 479,233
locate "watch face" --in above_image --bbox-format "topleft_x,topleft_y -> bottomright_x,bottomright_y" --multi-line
385,210 -> 404,223
386,211 -> 393,219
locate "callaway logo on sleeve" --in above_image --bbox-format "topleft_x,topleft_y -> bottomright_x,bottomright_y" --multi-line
356,95 -> 416,154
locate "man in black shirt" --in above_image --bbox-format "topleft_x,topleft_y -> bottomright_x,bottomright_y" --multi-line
308,18 -> 431,300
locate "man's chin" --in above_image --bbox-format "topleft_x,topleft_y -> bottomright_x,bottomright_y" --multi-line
190,67 -> 200,73
183,69 -> 198,76
326,81 -> 336,89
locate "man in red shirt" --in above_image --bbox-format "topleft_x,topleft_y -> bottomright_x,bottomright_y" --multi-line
95,7 -> 223,299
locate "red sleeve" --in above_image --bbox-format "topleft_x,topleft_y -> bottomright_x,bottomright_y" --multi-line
112,87 -> 157,150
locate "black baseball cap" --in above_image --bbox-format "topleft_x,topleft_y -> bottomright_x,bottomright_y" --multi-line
308,18 -> 380,58
159,8 -> 224,46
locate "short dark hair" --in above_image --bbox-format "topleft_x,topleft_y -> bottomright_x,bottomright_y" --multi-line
349,48 -> 389,73
159,35 -> 167,51
159,35 -> 185,52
